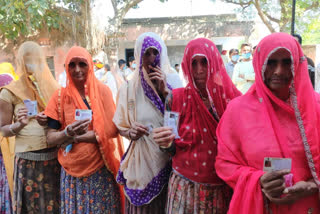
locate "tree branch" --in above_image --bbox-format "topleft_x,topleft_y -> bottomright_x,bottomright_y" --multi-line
119,0 -> 143,18
305,1 -> 319,11
224,0 -> 251,7
110,0 -> 117,14
264,12 -> 280,23
253,0 -> 275,33
223,0 -> 253,10
279,19 -> 289,32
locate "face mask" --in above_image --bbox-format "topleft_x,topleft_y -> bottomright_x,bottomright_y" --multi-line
131,63 -> 137,69
25,64 -> 38,73
242,52 -> 252,60
231,55 -> 239,62
123,66 -> 127,71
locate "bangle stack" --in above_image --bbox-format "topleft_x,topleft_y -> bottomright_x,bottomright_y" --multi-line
9,124 -> 17,135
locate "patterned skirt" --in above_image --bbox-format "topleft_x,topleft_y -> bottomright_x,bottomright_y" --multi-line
0,154 -> 12,214
166,170 -> 232,214
60,166 -> 121,214
125,185 -> 167,214
13,157 -> 60,214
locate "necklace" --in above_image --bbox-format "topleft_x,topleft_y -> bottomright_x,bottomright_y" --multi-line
199,91 -> 208,101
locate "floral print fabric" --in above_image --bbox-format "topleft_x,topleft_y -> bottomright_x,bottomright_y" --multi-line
166,170 -> 232,214
60,166 -> 121,214
13,157 -> 60,214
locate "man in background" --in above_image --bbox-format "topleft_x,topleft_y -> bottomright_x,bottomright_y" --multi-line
174,64 -> 180,73
232,43 -> 255,93
101,64 -> 119,102
125,56 -> 136,80
225,49 -> 239,79
117,59 -> 127,81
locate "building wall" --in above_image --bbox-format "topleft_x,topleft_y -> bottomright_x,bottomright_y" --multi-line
118,15 -> 254,67
167,46 -> 185,67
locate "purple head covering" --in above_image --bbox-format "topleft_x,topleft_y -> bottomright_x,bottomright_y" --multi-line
139,36 -> 171,114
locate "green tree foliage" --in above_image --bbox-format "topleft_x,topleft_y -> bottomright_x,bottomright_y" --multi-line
0,0 -> 84,48
222,0 -> 320,44
301,17 -> 320,44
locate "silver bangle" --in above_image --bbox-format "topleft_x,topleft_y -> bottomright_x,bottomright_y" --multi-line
9,124 -> 17,135
64,125 -> 73,138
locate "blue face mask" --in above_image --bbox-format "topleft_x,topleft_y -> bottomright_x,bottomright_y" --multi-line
131,63 -> 136,69
242,52 -> 252,59
122,66 -> 127,71
231,55 -> 239,62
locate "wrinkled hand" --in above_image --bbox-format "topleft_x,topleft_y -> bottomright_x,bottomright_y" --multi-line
129,122 -> 149,141
152,127 -> 175,148
60,138 -> 74,149
268,180 -> 319,205
260,169 -> 290,199
67,119 -> 90,136
148,65 -> 169,96
17,107 -> 29,126
36,111 -> 47,126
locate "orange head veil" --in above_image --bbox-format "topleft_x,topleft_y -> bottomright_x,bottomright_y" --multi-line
63,46 -> 125,210
65,46 -> 124,173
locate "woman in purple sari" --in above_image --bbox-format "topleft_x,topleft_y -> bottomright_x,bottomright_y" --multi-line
113,32 -> 172,213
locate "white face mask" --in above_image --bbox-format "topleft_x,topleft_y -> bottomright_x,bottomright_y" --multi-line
25,64 -> 37,73
132,63 -> 137,69
25,63 -> 43,74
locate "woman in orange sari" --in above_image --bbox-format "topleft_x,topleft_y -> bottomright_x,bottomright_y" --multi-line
45,46 -> 124,213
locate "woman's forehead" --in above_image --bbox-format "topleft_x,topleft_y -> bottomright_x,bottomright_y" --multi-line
23,52 -> 41,58
69,57 -> 88,63
144,47 -> 159,53
268,48 -> 291,59
192,55 -> 207,62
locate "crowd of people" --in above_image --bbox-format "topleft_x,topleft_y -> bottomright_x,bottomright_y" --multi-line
0,32 -> 319,214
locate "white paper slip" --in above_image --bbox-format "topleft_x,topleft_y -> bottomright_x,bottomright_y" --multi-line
75,109 -> 92,121
147,124 -> 154,134
23,99 -> 38,116
263,157 -> 292,172
164,111 -> 180,139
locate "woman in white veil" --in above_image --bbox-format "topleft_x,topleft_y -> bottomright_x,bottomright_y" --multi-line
113,32 -> 172,213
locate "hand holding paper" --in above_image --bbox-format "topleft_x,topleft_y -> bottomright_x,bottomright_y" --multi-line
23,99 -> 38,117
164,111 -> 180,139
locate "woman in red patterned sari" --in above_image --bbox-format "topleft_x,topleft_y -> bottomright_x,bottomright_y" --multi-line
153,38 -> 241,213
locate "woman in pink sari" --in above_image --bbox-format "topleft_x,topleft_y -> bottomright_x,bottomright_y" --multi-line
215,32 -> 320,213
153,38 -> 241,213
